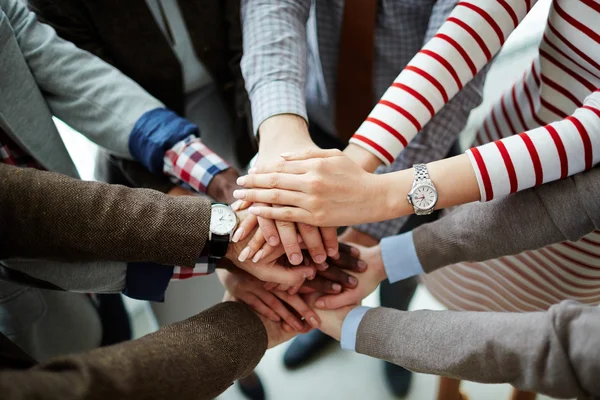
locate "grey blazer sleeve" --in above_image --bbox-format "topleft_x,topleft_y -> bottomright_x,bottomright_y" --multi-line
355,301 -> 600,399
1,0 -> 163,158
412,165 -> 600,273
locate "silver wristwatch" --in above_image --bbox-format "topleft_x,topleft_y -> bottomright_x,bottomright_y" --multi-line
407,164 -> 438,215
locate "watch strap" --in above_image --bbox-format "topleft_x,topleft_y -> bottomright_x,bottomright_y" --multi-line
413,163 -> 430,184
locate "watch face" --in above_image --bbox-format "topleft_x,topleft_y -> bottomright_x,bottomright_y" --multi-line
411,184 -> 438,210
210,205 -> 237,235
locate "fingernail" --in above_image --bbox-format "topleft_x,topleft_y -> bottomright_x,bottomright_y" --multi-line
316,300 -> 325,309
290,253 -> 302,265
248,206 -> 260,215
280,152 -> 295,158
358,260 -> 367,270
238,247 -> 250,262
288,287 -> 298,295
327,248 -> 337,257
332,283 -> 342,292
248,167 -> 257,174
232,228 -> 244,243
236,176 -> 247,186
317,262 -> 329,271
252,250 -> 264,263
293,321 -> 304,331
351,247 -> 360,256
268,236 -> 278,246
314,254 -> 326,264
233,189 -> 246,199
348,276 -> 358,286
309,317 -> 319,328
283,324 -> 292,333
231,200 -> 241,211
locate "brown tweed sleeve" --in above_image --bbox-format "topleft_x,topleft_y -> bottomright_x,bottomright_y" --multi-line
0,302 -> 268,400
0,163 -> 210,267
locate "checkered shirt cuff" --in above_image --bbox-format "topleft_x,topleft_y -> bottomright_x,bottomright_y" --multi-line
164,135 -> 230,194
250,82 -> 308,134
171,254 -> 217,281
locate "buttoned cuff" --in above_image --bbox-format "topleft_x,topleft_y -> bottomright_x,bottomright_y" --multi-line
129,108 -> 198,174
380,231 -> 424,283
250,82 -> 308,134
164,136 -> 230,194
341,306 -> 371,351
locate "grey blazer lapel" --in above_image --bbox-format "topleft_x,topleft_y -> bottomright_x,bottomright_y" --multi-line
0,10 -> 78,177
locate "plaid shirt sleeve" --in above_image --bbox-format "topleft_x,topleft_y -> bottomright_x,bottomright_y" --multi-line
241,0 -> 311,133
164,135 -> 230,194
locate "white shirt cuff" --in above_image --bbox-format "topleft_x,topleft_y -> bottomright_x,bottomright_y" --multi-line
380,231 -> 424,283
340,306 -> 371,351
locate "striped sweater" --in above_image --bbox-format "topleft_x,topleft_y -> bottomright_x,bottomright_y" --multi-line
350,0 -> 600,202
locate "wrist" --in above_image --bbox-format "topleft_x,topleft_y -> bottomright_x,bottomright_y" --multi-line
370,245 -> 387,283
258,114 -> 312,150
207,168 -> 241,204
344,143 -> 382,173
379,169 -> 414,220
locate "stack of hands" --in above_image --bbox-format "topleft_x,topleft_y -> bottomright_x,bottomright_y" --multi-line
215,147 -> 393,348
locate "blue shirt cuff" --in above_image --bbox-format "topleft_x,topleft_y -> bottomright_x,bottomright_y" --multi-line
123,262 -> 173,302
380,231 -> 424,284
340,306 -> 371,351
129,108 -> 199,174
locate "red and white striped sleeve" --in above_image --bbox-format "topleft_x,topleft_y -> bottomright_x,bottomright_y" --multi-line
467,90 -> 600,201
349,0 -> 536,164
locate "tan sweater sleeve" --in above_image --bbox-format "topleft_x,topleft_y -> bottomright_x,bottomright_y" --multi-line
0,302 -> 267,400
0,163 -> 210,267
412,165 -> 600,274
355,301 -> 600,399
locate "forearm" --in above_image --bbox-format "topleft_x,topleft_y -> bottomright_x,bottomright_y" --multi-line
0,163 -> 210,266
355,301 -> 600,398
241,0 -> 311,134
0,302 -> 268,400
412,165 -> 600,273
378,154 -> 479,222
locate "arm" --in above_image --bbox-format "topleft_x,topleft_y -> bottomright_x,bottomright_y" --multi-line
0,302 -> 270,400
352,301 -> 600,399
0,163 -> 210,265
28,0 -> 240,203
411,164 -> 600,274
350,0 -> 537,168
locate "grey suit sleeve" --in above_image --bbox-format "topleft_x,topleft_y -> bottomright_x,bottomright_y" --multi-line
2,0 -> 163,158
412,165 -> 600,273
355,301 -> 600,399
240,0 -> 311,133
2,259 -> 126,292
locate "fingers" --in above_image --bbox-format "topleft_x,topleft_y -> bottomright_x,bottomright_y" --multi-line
274,291 -> 321,329
251,263 -> 314,287
263,292 -> 304,331
314,290 -> 361,310
233,188 -> 307,208
237,228 -> 268,263
320,227 -> 339,258
242,293 -> 281,322
232,213 -> 258,243
237,173 -> 309,191
298,223 -> 327,264
249,159 -> 312,175
300,276 -> 343,294
317,266 -> 358,289
231,200 -> 252,212
275,212 -> 303,265
257,215 -> 279,244
248,206 -> 314,224
329,244 -> 367,273
280,148 -> 343,161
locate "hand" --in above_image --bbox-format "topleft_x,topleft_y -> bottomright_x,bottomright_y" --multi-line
234,148 -> 390,226
250,115 -> 340,265
218,269 -> 322,330
303,293 -> 356,341
224,292 -> 309,348
226,216 -> 316,288
314,244 -> 386,310
207,168 -> 241,204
